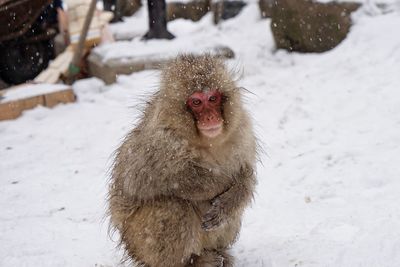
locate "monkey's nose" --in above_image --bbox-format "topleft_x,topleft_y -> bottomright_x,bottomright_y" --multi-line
207,114 -> 215,121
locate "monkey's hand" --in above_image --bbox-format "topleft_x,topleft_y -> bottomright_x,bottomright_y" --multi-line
201,197 -> 226,231
201,164 -> 256,231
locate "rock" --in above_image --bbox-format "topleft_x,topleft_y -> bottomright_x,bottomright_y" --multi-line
270,0 -> 361,53
167,0 -> 211,22
103,0 -> 142,22
122,0 -> 142,17
167,0 -> 246,24
112,0 -> 142,22
258,0 -> 274,18
213,0 -> 247,24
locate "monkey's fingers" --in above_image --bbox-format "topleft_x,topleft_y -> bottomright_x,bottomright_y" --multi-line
201,211 -> 222,231
201,219 -> 220,231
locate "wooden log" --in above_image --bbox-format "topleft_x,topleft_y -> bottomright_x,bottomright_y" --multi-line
88,45 -> 235,84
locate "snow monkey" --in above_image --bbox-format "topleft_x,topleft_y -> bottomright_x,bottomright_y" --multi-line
109,54 -> 257,267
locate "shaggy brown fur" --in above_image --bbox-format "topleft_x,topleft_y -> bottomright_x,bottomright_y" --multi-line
108,54 -> 257,267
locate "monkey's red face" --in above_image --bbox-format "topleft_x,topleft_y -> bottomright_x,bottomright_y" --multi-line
186,90 -> 224,138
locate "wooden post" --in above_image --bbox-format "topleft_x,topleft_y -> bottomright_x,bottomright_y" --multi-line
66,0 -> 97,84
143,0 -> 175,40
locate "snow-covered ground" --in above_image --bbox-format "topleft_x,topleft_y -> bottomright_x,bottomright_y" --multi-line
1,1 -> 400,266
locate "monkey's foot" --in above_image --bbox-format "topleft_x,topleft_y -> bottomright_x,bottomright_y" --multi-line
218,250 -> 234,267
189,249 -> 233,267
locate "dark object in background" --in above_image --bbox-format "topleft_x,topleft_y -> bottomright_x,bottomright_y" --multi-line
0,41 -> 52,85
102,0 -> 115,12
271,0 -> 361,53
103,0 -> 123,22
103,0 -> 142,22
213,0 -> 246,24
167,0 -> 210,22
143,0 -> 175,39
39,0 -> 63,26
0,0 -> 52,43
258,0 -> 273,18
121,0 -> 142,17
0,0 -> 60,85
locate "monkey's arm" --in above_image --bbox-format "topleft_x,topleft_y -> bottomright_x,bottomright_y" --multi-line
122,167 -> 230,202
115,150 -> 231,202
113,127 -> 232,202
202,164 -> 256,230
168,163 -> 232,201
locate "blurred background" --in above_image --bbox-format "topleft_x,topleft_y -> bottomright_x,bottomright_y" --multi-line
1,0 -> 400,266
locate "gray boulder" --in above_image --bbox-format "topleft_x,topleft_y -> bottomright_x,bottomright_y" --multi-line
271,0 -> 360,53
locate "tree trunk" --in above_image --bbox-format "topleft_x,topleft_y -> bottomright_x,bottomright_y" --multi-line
143,0 -> 175,40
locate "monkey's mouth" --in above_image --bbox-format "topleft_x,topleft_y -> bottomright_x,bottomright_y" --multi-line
198,124 -> 223,138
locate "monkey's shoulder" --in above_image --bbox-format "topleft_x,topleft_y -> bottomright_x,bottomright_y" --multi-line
115,127 -> 193,173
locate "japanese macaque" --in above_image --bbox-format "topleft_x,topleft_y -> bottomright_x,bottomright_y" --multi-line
108,54 -> 257,267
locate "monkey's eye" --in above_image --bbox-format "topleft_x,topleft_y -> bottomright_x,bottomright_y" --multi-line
209,95 -> 217,102
192,99 -> 202,106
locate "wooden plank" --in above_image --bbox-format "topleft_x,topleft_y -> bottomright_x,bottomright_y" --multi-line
50,51 -> 70,68
34,69 -> 59,83
0,87 -> 76,121
22,95 -> 46,110
0,95 -> 44,121
44,89 -> 76,108
34,50 -> 74,83
0,100 -> 23,120
58,52 -> 74,73
65,0 -> 91,7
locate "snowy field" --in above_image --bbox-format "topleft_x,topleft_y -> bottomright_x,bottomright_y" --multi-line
1,1 -> 400,266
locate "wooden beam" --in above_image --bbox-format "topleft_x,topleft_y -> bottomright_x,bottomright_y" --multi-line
0,85 -> 76,121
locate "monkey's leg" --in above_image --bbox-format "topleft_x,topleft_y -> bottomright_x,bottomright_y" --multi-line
121,199 -> 202,267
189,249 -> 234,267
